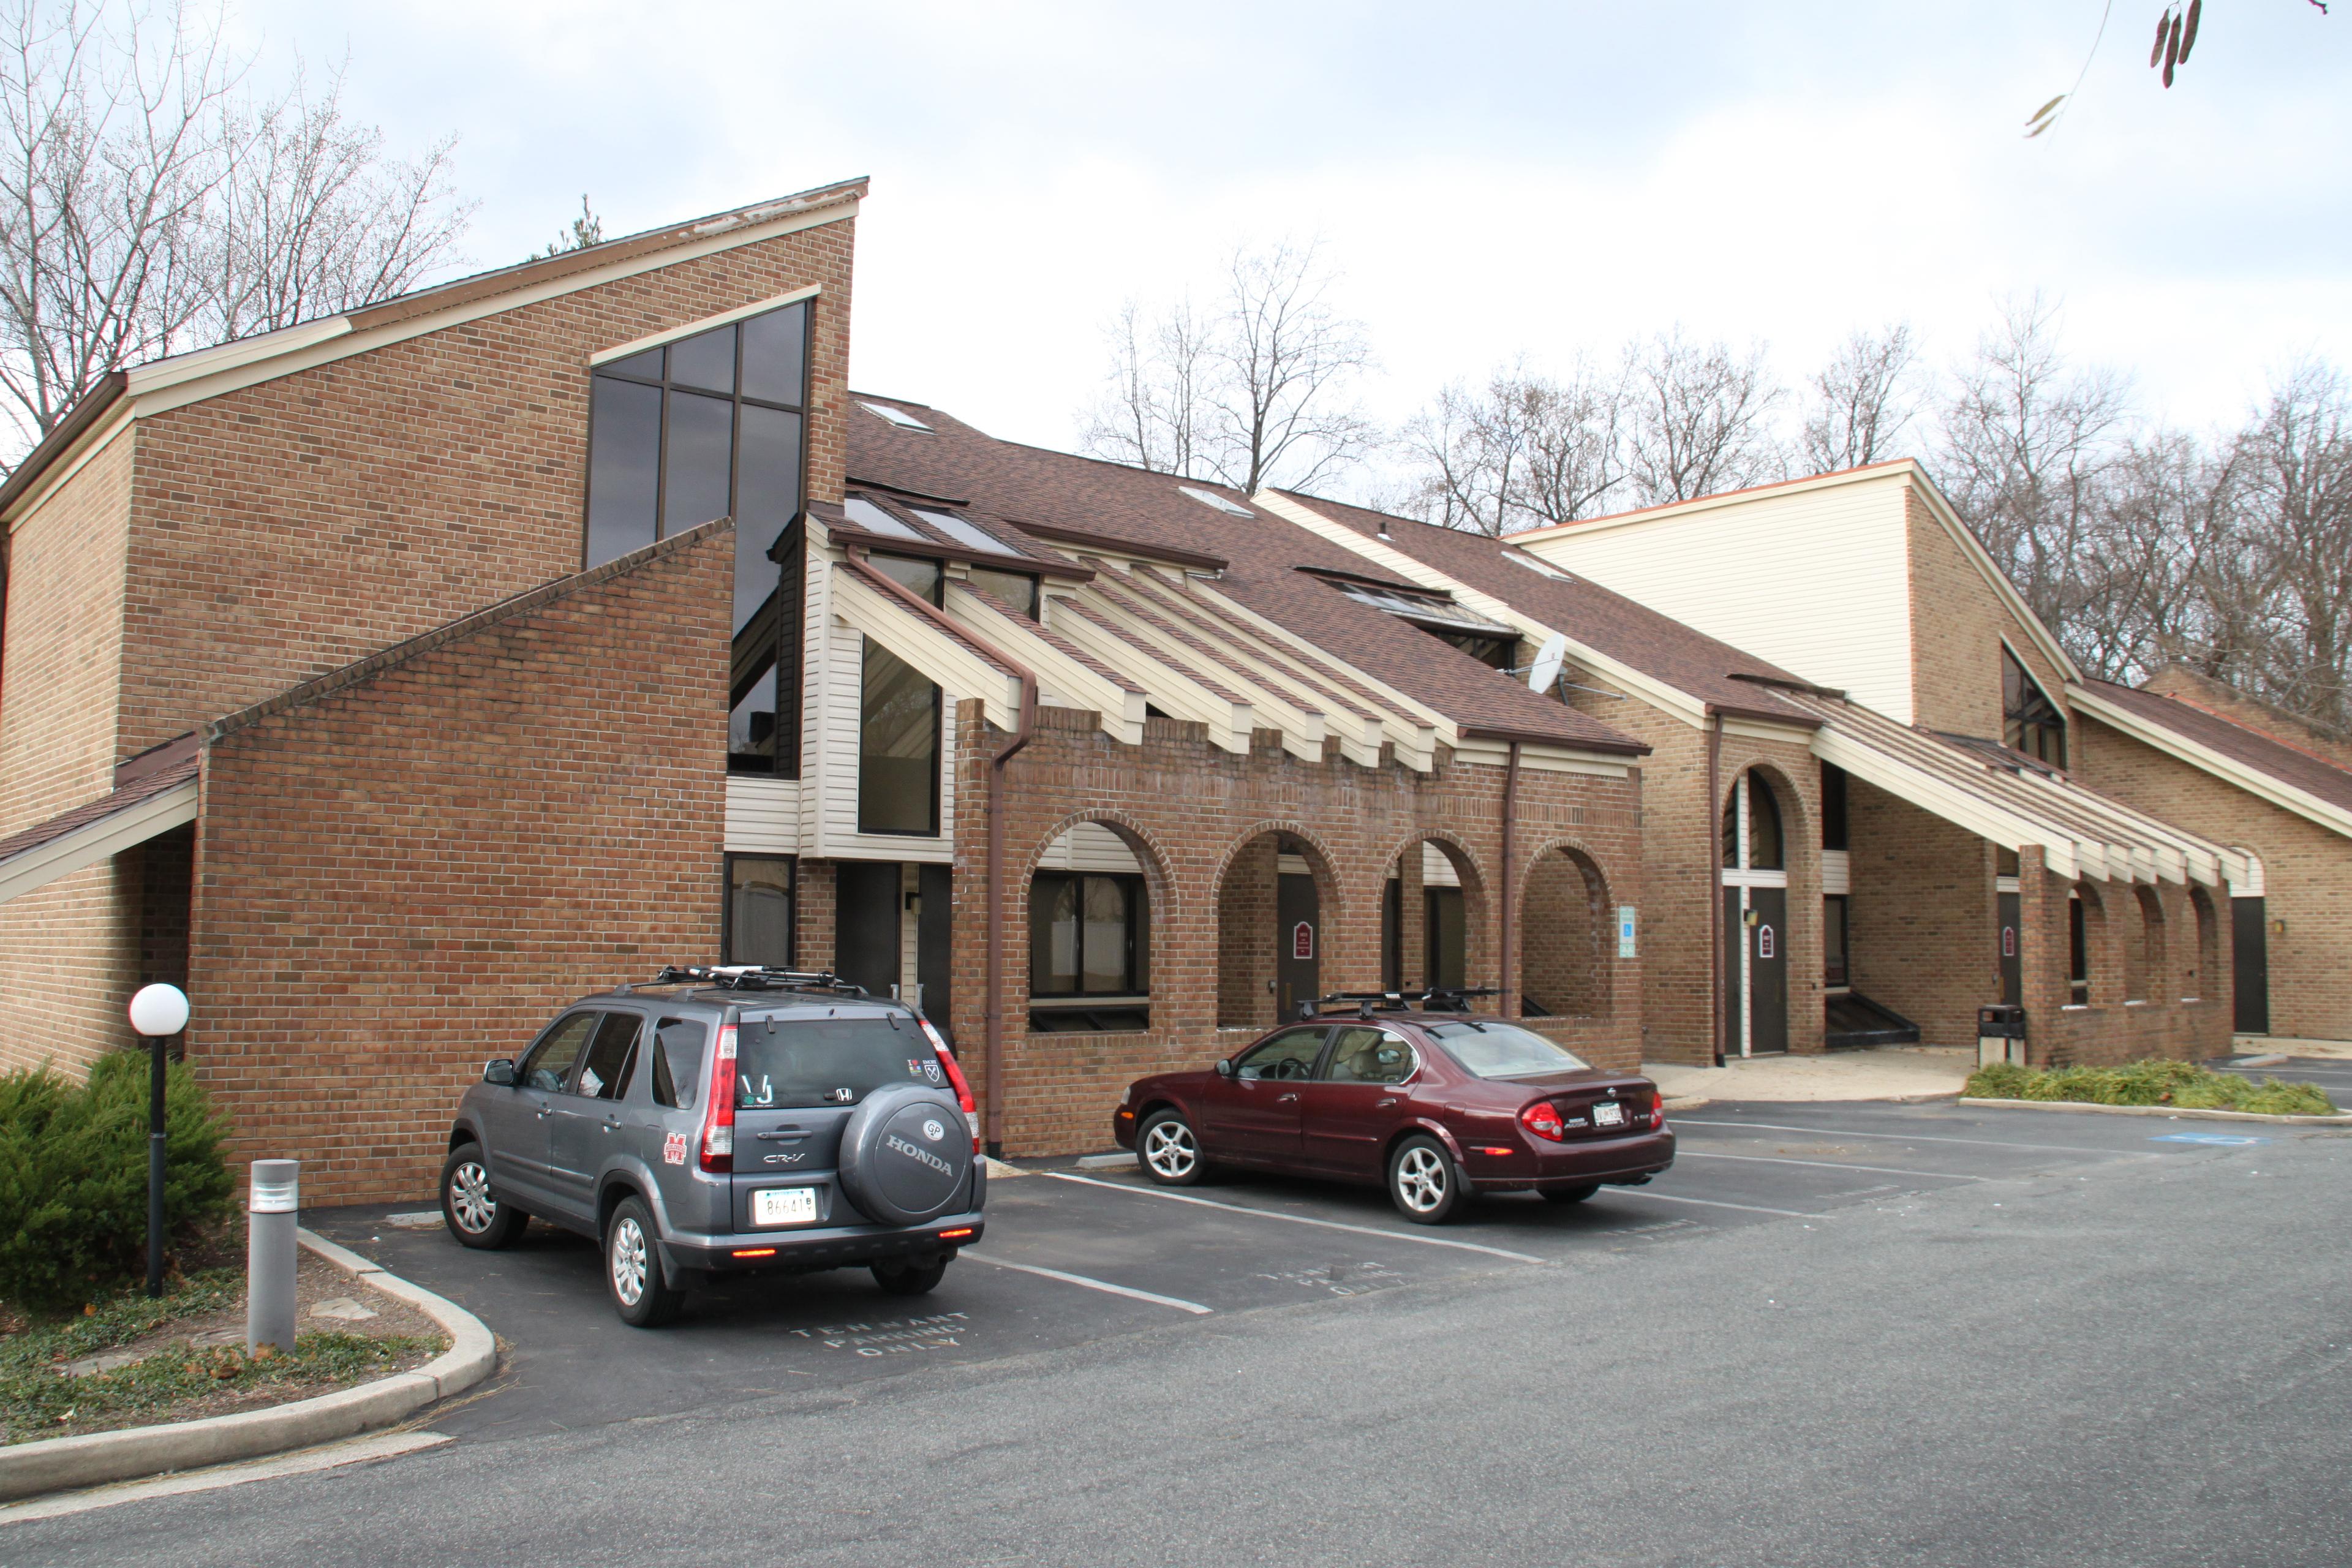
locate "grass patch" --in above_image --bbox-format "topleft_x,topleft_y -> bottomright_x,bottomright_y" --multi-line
0,1268 -> 435,1444
1965,1058 -> 2337,1116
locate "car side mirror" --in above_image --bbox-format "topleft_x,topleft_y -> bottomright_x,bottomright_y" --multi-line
1214,1058 -> 1234,1079
483,1058 -> 516,1086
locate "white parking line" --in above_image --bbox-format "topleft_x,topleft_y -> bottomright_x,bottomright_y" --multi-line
1044,1172 -> 1548,1264
1673,1117 -> 2138,1158
967,1253 -> 1213,1314
1675,1150 -> 1998,1182
1602,1188 -> 1825,1219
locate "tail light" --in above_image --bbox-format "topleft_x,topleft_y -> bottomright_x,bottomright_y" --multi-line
701,1023 -> 738,1173
1650,1088 -> 1667,1129
919,1019 -> 982,1153
1520,1101 -> 1567,1142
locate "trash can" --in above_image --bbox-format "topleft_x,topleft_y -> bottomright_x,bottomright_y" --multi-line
1976,1005 -> 2026,1069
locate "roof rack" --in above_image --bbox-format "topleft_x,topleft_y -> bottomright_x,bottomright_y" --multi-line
1298,986 -> 1500,1020
646,965 -> 873,997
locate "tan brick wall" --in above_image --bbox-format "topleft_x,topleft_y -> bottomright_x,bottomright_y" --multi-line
115,217 -> 856,761
1905,488 -> 2068,742
2142,665 -> 2352,772
0,426 -> 137,834
189,525 -> 735,1206
2073,711 -> 2352,1041
946,704 -> 1645,1156
1845,776 -> 1998,1046
0,858 -> 145,1077
2015,847 -> 2232,1066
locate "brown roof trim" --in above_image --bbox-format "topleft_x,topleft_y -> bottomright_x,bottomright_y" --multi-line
209,518 -> 733,742
1727,671 -> 1847,701
0,372 -> 126,519
1703,700 -> 1817,726
344,178 -> 867,334
845,475 -> 968,507
827,522 -> 1095,582
1004,518 -> 1228,573
1458,723 -> 1649,757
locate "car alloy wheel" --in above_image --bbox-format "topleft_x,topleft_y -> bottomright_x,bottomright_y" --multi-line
1143,1118 -> 1197,1181
448,1160 -> 497,1234
609,1215 -> 649,1306
1387,1134 -> 1463,1224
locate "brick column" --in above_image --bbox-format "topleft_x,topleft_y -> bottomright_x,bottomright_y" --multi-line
1398,847 -> 1425,992
2016,846 -> 2064,1066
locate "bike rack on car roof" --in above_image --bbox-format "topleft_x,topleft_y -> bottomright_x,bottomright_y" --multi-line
1297,987 -> 1501,1020
643,965 -> 873,997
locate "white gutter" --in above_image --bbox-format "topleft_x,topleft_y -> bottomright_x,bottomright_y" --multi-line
0,780 -> 198,907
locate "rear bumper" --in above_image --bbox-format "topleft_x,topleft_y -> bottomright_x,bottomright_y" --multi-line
1466,1129 -> 1675,1193
660,1208 -> 986,1279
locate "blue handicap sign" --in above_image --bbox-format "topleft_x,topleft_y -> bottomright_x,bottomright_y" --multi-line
2150,1132 -> 2269,1147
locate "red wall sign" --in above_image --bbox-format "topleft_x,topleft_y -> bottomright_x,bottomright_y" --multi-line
1757,925 -> 1775,960
2002,926 -> 2017,957
1292,921 -> 1314,960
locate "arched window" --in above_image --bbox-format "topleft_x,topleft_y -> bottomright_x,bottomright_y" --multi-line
1722,771 -> 1784,871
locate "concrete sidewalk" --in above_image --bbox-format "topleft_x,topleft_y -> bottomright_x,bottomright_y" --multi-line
1647,1045 -> 1972,1106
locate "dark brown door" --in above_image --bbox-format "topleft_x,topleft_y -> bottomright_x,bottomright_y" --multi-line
917,862 -> 953,1042
1278,872 -> 1321,1019
1749,886 -> 1789,1055
1999,891 -> 2022,1007
833,861 -> 900,1000
2233,897 -> 2269,1033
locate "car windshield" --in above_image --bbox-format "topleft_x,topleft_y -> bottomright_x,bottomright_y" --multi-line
731,1015 -> 944,1109
1425,1020 -> 1591,1079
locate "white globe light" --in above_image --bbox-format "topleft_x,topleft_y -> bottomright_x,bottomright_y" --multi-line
127,983 -> 189,1037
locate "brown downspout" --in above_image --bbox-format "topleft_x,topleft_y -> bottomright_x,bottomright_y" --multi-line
840,548 -> 1037,1159
1499,740 -> 1522,1019
1706,710 -> 1725,1068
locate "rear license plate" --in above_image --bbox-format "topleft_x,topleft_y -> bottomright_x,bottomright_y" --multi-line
1593,1101 -> 1626,1128
753,1187 -> 818,1227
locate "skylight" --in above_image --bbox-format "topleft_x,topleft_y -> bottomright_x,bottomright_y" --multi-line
914,508 -> 1018,557
1179,485 -> 1254,518
842,496 -> 924,540
1330,579 -> 1517,639
1504,549 -> 1570,581
860,401 -> 932,431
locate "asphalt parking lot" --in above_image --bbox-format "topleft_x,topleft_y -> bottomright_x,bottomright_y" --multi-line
300,1089 -> 2293,1446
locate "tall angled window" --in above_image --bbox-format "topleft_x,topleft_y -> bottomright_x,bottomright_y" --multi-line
584,299 -> 811,775
2002,646 -> 2067,769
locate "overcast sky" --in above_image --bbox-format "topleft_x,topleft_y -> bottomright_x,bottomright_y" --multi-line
239,0 -> 2350,477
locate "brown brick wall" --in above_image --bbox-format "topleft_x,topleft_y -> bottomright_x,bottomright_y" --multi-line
1905,488 -> 2068,741
115,216 -> 856,763
1215,832 -> 1278,1028
2073,711 -> 2352,1041
188,524 -> 735,1205
2014,846 -> 2232,1066
945,704 -> 1644,1156
1845,776 -> 1998,1046
0,426 -> 137,834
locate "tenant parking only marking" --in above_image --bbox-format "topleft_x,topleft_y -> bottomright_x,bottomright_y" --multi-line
790,1311 -> 973,1357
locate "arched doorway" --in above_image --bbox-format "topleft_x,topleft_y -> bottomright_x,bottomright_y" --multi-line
1216,829 -> 1339,1027
1721,769 -> 1789,1055
2230,848 -> 2268,1034
1520,845 -> 1610,1018
1375,836 -> 1487,1000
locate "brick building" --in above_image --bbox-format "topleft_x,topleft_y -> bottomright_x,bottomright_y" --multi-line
0,180 -> 1652,1201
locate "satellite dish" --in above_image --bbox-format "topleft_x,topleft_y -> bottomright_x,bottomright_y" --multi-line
1528,632 -> 1567,695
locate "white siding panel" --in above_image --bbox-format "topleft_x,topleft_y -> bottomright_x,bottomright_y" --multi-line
1037,821 -> 1144,874
813,617 -> 956,864
724,777 -> 804,854
1523,477 -> 1916,723
1420,843 -> 1461,887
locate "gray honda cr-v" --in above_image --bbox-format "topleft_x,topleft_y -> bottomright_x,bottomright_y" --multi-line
439,967 -> 985,1326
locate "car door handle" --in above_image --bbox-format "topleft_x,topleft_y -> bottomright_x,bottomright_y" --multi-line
535,1106 -> 553,1120
1276,1092 -> 1298,1104
601,1119 -> 619,1133
1377,1098 -> 1399,1108
755,1129 -> 809,1143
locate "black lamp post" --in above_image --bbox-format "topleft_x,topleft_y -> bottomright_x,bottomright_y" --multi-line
128,984 -> 190,1299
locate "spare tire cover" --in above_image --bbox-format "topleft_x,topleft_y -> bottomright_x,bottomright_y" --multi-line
837,1083 -> 973,1226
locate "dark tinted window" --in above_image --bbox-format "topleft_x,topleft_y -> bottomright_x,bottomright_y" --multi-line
728,857 -> 794,967
1820,763 -> 1848,851
1426,1020 -> 1591,1078
871,554 -> 942,603
1029,873 -> 1147,995
586,378 -> 661,565
740,303 -> 807,405
520,1012 -> 599,1092
733,1016 -> 941,1109
967,568 -> 1039,619
651,1018 -> 707,1110
860,641 -> 939,834
1747,774 -> 1784,870
1824,895 -> 1849,988
2003,646 -> 2067,767
577,1012 -> 641,1100
667,323 -> 736,394
1235,1027 -> 1327,1081
662,390 -> 733,533
602,345 -> 662,380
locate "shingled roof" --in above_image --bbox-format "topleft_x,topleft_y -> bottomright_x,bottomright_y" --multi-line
843,397 -> 1645,755
2075,677 -> 2352,824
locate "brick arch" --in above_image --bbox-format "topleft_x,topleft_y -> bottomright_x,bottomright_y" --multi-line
2187,883 -> 2220,1001
1719,760 -> 1811,867
1211,819 -> 1349,1028
1372,827 -> 1494,1001
1517,834 -> 1617,1019
1020,807 -> 1183,924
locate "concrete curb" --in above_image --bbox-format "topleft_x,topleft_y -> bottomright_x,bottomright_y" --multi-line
1958,1096 -> 2352,1126
0,1227 -> 494,1504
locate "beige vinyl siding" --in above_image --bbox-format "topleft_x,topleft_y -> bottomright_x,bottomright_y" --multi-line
724,776 -> 804,853
1520,473 -> 1917,723
1036,821 -> 1145,875
809,564 -> 956,864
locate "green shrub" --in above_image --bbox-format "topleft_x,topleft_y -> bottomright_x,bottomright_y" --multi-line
1964,1057 -> 2337,1117
0,1052 -> 235,1314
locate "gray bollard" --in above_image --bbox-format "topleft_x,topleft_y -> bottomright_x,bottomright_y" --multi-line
247,1160 -> 300,1357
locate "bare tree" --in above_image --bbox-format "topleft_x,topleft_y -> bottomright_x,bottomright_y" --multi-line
2238,360 -> 2352,728
1622,329 -> 1787,505
1800,323 -> 1917,475
1080,237 -> 1371,495
1398,359 -> 1626,535
1934,293 -> 2132,646
0,0 -> 470,461
2067,428 -> 2244,682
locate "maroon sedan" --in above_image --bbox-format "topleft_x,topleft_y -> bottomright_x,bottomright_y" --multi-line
1110,1009 -> 1673,1223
